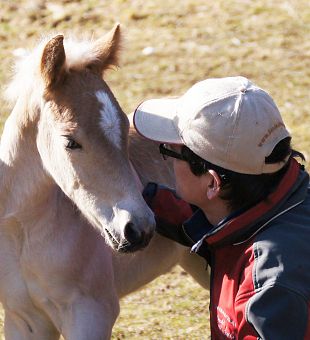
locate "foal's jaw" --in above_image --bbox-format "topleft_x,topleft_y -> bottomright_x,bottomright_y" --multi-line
72,186 -> 155,253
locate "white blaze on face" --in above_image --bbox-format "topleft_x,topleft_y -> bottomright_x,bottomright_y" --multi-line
96,90 -> 122,149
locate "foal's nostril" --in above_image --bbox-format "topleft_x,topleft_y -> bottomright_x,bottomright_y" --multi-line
124,222 -> 143,245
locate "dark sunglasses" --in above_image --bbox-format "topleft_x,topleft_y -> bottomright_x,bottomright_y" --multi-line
159,143 -> 186,161
159,143 -> 230,181
159,143 -> 208,176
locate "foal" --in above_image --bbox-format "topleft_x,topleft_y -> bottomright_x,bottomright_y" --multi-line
0,26 -> 209,339
0,25 -> 155,339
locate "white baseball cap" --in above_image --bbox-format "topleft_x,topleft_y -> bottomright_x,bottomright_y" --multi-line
133,76 -> 291,175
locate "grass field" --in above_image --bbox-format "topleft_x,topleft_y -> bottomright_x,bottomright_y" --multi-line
0,0 -> 309,339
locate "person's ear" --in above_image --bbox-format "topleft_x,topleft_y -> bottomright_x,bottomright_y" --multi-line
206,170 -> 221,200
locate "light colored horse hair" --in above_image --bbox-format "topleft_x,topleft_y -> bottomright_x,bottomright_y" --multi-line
5,35 -> 114,103
0,27 -> 209,339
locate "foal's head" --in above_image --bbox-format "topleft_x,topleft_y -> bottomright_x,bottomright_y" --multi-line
20,25 -> 155,252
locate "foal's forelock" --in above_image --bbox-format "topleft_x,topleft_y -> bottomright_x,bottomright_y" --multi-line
5,32 -> 118,105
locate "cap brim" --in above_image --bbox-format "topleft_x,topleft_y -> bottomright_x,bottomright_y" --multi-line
133,98 -> 183,144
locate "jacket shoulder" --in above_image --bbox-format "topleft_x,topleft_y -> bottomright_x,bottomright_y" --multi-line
253,198 -> 310,299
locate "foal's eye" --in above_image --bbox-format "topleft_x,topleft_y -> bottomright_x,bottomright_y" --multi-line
64,137 -> 82,150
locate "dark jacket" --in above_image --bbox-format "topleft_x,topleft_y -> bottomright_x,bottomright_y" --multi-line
150,159 -> 310,339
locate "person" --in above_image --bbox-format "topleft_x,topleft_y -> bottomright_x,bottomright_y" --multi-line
133,76 -> 310,339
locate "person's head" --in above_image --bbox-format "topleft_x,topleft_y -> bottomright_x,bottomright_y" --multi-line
133,76 -> 303,212
159,138 -> 304,212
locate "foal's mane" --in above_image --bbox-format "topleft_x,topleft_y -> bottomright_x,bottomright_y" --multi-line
5,35 -> 108,104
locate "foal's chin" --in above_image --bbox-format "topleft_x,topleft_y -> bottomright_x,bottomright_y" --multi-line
103,228 -> 153,253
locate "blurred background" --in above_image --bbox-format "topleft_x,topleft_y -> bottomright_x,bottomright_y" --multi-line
0,0 -> 309,338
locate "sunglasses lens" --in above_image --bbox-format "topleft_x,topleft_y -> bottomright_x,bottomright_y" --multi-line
189,162 -> 206,176
159,144 -> 184,161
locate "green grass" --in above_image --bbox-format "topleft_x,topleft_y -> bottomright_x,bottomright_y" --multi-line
0,0 -> 309,338
112,268 -> 209,339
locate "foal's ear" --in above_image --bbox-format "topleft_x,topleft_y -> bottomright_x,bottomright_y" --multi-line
89,24 -> 122,74
41,35 -> 66,91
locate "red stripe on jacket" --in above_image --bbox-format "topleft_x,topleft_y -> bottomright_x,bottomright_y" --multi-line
206,159 -> 300,245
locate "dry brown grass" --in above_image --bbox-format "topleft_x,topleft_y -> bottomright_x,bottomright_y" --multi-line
0,0 -> 309,338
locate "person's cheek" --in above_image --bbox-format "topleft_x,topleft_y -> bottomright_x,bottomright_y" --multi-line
173,160 -> 182,196
173,160 -> 190,200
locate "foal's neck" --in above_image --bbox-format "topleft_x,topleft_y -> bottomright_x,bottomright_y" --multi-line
0,99 -> 51,219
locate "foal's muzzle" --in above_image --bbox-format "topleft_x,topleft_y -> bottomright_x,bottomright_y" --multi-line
105,218 -> 155,253
121,221 -> 154,252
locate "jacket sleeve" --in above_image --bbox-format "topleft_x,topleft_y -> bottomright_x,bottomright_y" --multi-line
246,285 -> 309,340
142,182 -> 194,246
